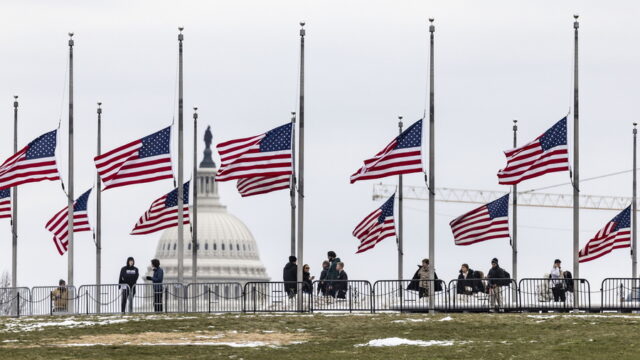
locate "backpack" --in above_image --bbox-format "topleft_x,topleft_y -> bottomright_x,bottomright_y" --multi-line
499,270 -> 511,286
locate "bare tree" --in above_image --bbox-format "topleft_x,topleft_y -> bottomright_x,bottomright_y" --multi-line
0,271 -> 13,316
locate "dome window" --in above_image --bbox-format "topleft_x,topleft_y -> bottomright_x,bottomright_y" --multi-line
173,243 -> 177,250
188,243 -> 191,250
214,243 -> 217,250
205,243 -> 209,250
237,244 -> 240,251
222,243 -> 225,251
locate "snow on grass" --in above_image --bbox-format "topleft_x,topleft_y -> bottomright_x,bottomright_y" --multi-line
2,318 -> 130,332
392,318 -> 429,323
439,316 -> 453,321
355,338 -> 456,347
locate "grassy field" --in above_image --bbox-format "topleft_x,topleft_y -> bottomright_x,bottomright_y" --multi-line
0,312 -> 638,359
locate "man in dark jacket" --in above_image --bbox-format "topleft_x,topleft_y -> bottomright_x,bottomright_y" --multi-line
333,262 -> 348,299
326,251 -> 341,297
317,260 -> 330,296
119,257 -> 139,313
145,259 -> 164,312
283,256 -> 298,298
487,258 -> 506,311
457,264 -> 480,295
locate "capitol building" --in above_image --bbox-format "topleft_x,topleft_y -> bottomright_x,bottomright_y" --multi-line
151,126 -> 270,284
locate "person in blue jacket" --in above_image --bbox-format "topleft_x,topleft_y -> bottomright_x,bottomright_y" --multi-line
145,259 -> 164,312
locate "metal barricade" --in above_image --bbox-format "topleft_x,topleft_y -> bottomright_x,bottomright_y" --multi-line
601,278 -> 640,312
0,287 -> 30,317
244,282 -> 311,313
372,280 -> 448,312
31,286 -> 77,315
312,280 -> 372,312
519,278 -> 591,312
131,283 -> 187,313
448,279 -> 518,312
77,284 -> 129,314
186,283 -> 244,313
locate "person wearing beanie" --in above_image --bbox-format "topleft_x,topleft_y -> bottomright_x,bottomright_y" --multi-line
119,257 -> 139,313
549,259 -> 566,302
487,257 -> 507,312
283,255 -> 298,298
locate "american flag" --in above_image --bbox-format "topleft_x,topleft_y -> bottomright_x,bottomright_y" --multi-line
352,193 -> 396,254
94,127 -> 173,190
450,194 -> 510,246
579,206 -> 631,263
350,119 -> 423,183
0,130 -> 60,190
0,189 -> 10,219
497,117 -> 570,185
46,189 -> 92,256
236,175 -> 291,197
215,123 -> 292,182
131,181 -> 190,235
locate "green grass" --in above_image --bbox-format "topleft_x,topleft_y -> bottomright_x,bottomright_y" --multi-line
0,312 -> 638,359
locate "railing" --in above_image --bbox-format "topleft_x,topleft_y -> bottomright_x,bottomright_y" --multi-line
77,284 -> 128,314
4,278 -> 639,317
372,280 -> 448,312
519,278 -> 591,312
244,282 -> 311,313
186,283 -> 244,313
0,287 -> 30,317
312,280 -> 373,313
601,278 -> 640,311
448,278 -> 518,312
31,286 -> 77,315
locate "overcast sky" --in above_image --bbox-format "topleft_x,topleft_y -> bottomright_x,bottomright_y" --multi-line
1,0 -> 639,289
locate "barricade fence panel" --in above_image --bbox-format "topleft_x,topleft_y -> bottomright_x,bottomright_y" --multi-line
186,283 -> 244,313
519,278 -> 591,311
77,284 -> 129,315
601,278 -> 640,311
132,283 -> 186,313
372,280 -> 448,312
244,282 -> 311,313
31,286 -> 77,315
448,278 -> 518,312
0,287 -> 30,317
312,280 -> 373,312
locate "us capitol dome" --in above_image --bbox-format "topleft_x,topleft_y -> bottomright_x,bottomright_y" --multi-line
151,126 -> 270,283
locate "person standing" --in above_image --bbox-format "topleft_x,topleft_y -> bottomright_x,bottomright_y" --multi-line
283,256 -> 298,298
326,251 -> 341,297
549,259 -> 566,302
487,258 -> 506,312
119,257 -> 139,313
318,260 -> 330,296
145,259 -> 164,312
302,264 -> 314,294
334,262 -> 349,299
51,279 -> 69,313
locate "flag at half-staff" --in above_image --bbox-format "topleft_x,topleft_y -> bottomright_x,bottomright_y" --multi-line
0,129 -> 60,190
579,206 -> 631,263
350,119 -> 423,183
130,181 -> 190,235
94,127 -> 173,190
0,189 -> 10,219
352,193 -> 396,253
450,194 -> 510,246
46,188 -> 92,255
215,123 -> 292,196
497,117 -> 570,185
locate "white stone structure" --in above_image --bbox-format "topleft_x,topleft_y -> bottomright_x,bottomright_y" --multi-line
151,126 -> 270,284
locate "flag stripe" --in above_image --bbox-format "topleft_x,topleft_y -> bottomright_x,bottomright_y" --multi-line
0,130 -> 61,191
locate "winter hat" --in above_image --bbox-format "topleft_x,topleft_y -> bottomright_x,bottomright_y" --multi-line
491,258 -> 498,265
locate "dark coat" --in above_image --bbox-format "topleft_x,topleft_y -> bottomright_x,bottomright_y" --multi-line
457,269 -> 484,294
327,257 -> 341,280
487,265 -> 506,287
283,262 -> 298,295
119,258 -> 139,289
407,266 -> 443,292
147,267 -> 164,292
302,271 -> 312,293
318,267 -> 329,294
333,270 -> 348,298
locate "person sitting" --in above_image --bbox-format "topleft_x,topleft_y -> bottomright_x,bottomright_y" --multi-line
456,264 -> 480,295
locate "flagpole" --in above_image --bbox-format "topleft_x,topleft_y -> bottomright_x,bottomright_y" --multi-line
512,119 -> 518,301
67,33 -> 75,287
633,122 -> 637,278
398,116 -> 404,281
177,27 -> 185,285
12,95 -> 18,288
427,18 -> 436,314
96,102 -> 102,304
572,15 -> 580,287
192,107 -> 198,285
290,112 -> 297,257
296,22 -> 305,312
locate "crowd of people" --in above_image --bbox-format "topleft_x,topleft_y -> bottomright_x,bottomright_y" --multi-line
283,251 -> 348,299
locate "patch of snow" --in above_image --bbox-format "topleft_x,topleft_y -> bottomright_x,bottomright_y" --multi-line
2,339 -> 18,343
527,315 -> 557,320
439,316 -> 453,321
3,318 -> 129,332
392,318 -> 429,323
355,338 -> 455,347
